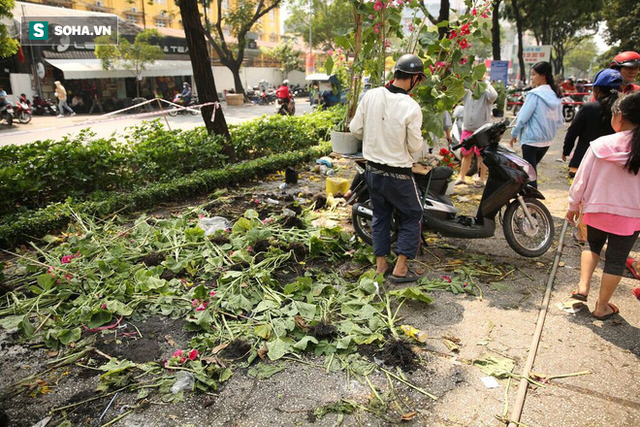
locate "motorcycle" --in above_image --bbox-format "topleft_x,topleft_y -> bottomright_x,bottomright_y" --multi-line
349,119 -> 555,258
168,94 -> 200,116
561,95 -> 582,123
276,97 -> 295,116
0,102 -> 14,125
32,95 -> 58,116
15,97 -> 32,124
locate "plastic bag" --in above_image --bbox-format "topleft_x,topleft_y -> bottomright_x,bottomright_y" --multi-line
170,371 -> 195,394
198,216 -> 232,236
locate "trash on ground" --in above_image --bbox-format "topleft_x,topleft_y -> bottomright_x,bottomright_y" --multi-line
326,177 -> 350,197
198,216 -> 232,236
400,325 -> 429,343
170,371 -> 195,394
285,167 -> 299,184
473,354 -> 515,379
480,376 -> 500,389
266,198 -> 280,205
556,301 -> 583,314
315,156 -> 333,168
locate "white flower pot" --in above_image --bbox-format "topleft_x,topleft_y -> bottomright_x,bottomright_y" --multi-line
330,131 -> 362,155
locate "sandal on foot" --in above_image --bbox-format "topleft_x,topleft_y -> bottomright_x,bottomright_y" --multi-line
626,257 -> 640,280
593,302 -> 619,321
569,290 -> 588,302
633,287 -> 640,300
388,269 -> 421,284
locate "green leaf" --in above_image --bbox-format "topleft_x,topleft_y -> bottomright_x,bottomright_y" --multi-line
58,327 -> 82,345
294,301 -> 317,321
106,301 -> 133,316
254,324 -> 272,339
98,358 -> 137,377
19,314 -> 35,337
473,354 -> 515,379
87,310 -> 113,329
247,362 -> 286,379
389,286 -> 433,304
293,336 -> 318,351
267,338 -> 292,361
36,273 -> 55,291
219,368 -> 233,382
0,315 -> 24,330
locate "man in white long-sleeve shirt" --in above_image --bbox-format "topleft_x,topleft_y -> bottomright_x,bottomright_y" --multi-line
349,54 -> 425,283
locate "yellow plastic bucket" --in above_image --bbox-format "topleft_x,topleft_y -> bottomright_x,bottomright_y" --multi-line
326,177 -> 350,196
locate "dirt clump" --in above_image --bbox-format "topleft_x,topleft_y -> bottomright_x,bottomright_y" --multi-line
220,339 -> 252,360
380,338 -> 418,371
140,252 -> 165,267
308,321 -> 338,340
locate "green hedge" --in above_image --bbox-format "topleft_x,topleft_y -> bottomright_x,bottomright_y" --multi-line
0,143 -> 332,248
0,107 -> 344,216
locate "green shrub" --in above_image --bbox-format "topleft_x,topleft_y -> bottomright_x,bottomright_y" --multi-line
0,107 -> 344,216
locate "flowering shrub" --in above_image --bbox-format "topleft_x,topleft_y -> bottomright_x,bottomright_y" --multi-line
438,148 -> 458,170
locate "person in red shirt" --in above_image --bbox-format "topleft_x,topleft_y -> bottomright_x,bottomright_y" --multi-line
275,79 -> 294,114
561,78 -> 577,94
610,51 -> 640,93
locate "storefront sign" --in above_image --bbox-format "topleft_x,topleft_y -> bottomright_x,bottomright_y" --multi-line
523,46 -> 552,65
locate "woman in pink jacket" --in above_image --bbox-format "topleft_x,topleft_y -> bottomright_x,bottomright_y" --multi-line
566,91 -> 640,320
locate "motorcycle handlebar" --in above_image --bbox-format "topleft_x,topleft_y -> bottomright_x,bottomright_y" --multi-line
450,143 -> 462,151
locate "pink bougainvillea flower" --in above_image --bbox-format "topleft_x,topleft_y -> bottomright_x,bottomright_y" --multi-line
172,349 -> 184,358
384,39 -> 390,48
459,39 -> 470,49
61,255 -> 74,264
100,303 -> 107,309
229,251 -> 235,256
196,303 -> 208,311
180,357 -> 186,364
198,214 -> 205,219
210,290 -> 217,297
449,30 -> 458,39
442,275 -> 452,283
482,13 -> 488,18
435,61 -> 447,69
192,299 -> 200,307
328,49 -> 334,56
460,58 -> 468,64
373,0 -> 383,11
408,23 -> 414,32
65,274 -> 72,280
374,24 -> 380,35
472,8 -> 477,15
188,349 -> 198,361
429,65 -> 435,73
368,14 -> 374,20
460,23 -> 471,36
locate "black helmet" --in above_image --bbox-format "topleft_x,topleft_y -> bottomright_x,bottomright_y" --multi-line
394,54 -> 425,77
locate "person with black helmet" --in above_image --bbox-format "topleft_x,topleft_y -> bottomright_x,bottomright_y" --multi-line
610,51 -> 640,93
349,53 -> 425,283
181,82 -> 192,106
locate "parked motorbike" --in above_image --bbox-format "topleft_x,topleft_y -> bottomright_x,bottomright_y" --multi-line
168,94 -> 200,116
561,95 -> 581,122
349,119 -> 555,257
0,102 -> 14,125
276,97 -> 295,116
15,96 -> 32,124
32,95 -> 58,116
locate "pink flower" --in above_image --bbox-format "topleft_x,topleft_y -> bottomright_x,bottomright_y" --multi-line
198,214 -> 205,219
481,13 -> 488,18
328,49 -> 334,56
61,255 -> 74,264
442,275 -> 452,283
449,30 -> 458,39
65,274 -> 72,280
373,0 -> 383,11
180,357 -> 186,364
459,39 -> 470,49
368,14 -> 374,20
460,23 -> 470,36
384,39 -> 390,48
192,299 -> 200,307
253,199 -> 260,204
100,303 -> 107,309
429,65 -> 435,73
472,8 -> 477,16
247,246 -> 253,252
460,58 -> 468,64
210,290 -> 217,297
172,349 -> 183,358
435,61 -> 447,69
374,24 -> 380,35
196,303 -> 208,311
188,349 -> 198,361
408,23 -> 414,32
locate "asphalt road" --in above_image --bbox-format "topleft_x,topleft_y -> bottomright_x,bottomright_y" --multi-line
0,99 -> 314,146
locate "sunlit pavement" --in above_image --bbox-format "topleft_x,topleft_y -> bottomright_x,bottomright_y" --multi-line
0,99 -> 314,146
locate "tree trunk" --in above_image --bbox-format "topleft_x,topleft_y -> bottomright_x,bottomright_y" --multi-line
491,0 -> 501,60
230,63 -> 244,95
511,0 -> 526,83
178,0 -> 235,161
437,0 -> 450,40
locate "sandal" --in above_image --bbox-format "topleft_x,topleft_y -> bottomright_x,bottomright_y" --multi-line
633,287 -> 640,300
569,290 -> 588,302
626,257 -> 640,280
388,269 -> 421,284
593,301 -> 619,321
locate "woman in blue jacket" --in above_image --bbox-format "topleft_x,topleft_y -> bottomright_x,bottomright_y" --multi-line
510,61 -> 564,188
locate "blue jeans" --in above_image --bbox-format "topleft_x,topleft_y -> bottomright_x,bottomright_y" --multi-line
59,99 -> 74,114
365,171 -> 423,259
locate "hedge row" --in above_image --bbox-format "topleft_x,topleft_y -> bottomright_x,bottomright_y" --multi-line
0,142 -> 332,249
0,107 -> 344,215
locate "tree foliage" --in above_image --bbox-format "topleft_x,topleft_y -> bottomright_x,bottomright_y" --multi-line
563,38 -> 598,78
602,0 -> 640,53
503,0 -> 601,76
201,0 -> 282,95
285,0 -> 353,50
260,40 -> 303,79
0,0 -> 19,58
95,29 -> 164,97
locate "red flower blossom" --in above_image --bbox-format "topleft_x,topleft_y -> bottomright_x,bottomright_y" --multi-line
196,302 -> 208,311
459,39 -> 470,49
172,349 -> 184,358
460,58 -> 468,65
449,30 -> 458,39
442,275 -> 452,283
210,290 -> 217,297
192,299 -> 200,307
188,349 -> 198,361
440,148 -> 450,155
374,0 -> 383,11
472,8 -> 477,16
460,23 -> 471,36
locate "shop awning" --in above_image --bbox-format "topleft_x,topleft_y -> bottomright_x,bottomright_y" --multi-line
44,59 -> 193,80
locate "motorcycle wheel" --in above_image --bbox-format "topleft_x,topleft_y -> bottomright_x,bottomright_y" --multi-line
168,109 -> 178,117
189,106 -> 200,116
6,114 -> 13,126
563,106 -> 575,122
503,198 -> 555,257
351,196 -> 398,246
18,111 -> 32,124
